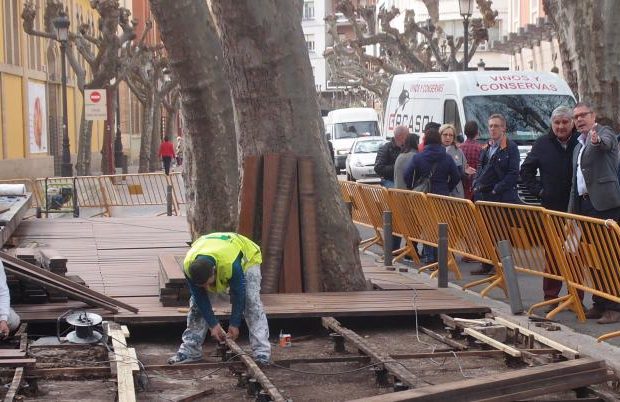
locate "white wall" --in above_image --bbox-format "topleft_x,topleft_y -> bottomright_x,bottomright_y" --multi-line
302,0 -> 330,92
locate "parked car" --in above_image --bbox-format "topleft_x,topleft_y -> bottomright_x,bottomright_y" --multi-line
345,137 -> 387,183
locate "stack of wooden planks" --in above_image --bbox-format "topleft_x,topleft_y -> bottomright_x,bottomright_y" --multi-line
5,248 -> 73,304
237,153 -> 321,294
157,254 -> 189,307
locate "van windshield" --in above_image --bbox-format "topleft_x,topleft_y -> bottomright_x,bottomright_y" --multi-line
334,121 -> 380,139
463,95 -> 575,144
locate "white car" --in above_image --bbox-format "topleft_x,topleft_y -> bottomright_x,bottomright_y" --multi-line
345,137 -> 387,183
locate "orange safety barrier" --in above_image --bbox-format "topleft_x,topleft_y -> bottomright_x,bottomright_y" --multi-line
384,189 -> 423,264
355,183 -> 392,251
475,201 -> 580,316
426,194 -> 499,282
339,181 -> 368,227
545,210 -> 620,341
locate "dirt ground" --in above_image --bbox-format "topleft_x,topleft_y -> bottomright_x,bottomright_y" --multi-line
6,318 -> 620,401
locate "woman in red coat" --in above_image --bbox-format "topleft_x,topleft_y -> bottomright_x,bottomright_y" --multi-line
158,136 -> 176,175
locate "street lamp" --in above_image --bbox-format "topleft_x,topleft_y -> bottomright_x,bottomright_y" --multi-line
114,85 -> 123,168
53,10 -> 72,177
459,0 -> 474,71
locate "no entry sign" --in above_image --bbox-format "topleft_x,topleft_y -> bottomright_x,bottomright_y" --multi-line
85,89 -> 107,121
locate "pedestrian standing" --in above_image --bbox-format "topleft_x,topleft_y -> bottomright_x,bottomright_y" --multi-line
459,121 -> 483,200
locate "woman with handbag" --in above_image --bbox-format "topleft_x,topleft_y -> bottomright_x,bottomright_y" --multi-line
403,123 -> 461,264
440,124 -> 476,198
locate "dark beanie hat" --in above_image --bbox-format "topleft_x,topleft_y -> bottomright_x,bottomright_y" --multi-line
188,255 -> 216,285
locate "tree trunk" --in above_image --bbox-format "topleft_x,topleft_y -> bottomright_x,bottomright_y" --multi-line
138,96 -> 155,173
75,114 -> 93,176
150,0 -> 240,237
148,96 -> 162,172
210,0 -> 366,291
544,0 -> 620,122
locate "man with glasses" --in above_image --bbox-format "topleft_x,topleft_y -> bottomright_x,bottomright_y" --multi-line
568,102 -> 620,324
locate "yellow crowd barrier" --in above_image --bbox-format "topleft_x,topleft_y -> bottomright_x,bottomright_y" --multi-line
475,202 -> 580,317
545,210 -> 620,341
339,181 -> 620,341
339,181 -> 379,248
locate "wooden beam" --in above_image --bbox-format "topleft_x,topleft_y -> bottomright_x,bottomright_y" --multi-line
348,358 -> 609,402
494,317 -> 579,359
3,367 -> 23,402
105,322 -> 136,402
419,326 -> 468,350
463,327 -> 522,357
225,338 -> 286,402
26,366 -> 111,380
322,317 -> 419,388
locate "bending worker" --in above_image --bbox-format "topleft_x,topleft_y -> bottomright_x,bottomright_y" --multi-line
169,232 -> 271,365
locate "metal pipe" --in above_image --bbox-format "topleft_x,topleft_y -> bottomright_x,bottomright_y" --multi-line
383,211 -> 393,267
166,185 -> 173,216
497,240 -> 524,314
438,223 -> 448,288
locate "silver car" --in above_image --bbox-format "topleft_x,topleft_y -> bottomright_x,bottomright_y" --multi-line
345,137 -> 387,183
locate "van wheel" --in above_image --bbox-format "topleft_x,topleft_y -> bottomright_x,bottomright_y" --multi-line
347,172 -> 355,182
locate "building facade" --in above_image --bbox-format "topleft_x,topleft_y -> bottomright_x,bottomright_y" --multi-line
0,0 -> 114,179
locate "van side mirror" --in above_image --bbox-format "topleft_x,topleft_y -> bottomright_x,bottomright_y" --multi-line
325,132 -> 332,140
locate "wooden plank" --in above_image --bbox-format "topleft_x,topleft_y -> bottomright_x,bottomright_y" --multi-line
463,327 -> 522,357
26,366 -> 111,380
0,251 -> 137,313
298,157 -> 321,292
105,322 -> 136,402
419,326 -> 468,350
322,317 -> 419,388
237,155 -> 261,238
494,317 -> 579,359
0,359 -> 36,367
3,367 -> 23,402
158,254 -> 185,285
349,358 -> 608,402
225,338 -> 286,402
281,159 -> 302,293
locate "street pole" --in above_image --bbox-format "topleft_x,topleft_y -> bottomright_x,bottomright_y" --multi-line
114,85 -> 123,168
463,17 -> 469,71
105,86 -> 115,174
59,40 -> 72,177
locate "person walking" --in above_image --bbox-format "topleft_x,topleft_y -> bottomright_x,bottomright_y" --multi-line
158,136 -> 176,175
519,105 -> 580,311
168,232 -> 271,365
568,102 -> 620,324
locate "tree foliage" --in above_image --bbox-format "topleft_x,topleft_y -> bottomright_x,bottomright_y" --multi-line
324,0 -> 498,99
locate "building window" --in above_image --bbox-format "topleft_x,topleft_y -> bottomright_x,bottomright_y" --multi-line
305,34 -> 315,52
303,1 -> 315,20
3,0 -> 22,66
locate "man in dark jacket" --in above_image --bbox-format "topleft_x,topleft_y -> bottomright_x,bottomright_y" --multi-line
474,114 -> 520,203
472,113 -> 520,275
519,105 -> 580,310
374,125 -> 408,187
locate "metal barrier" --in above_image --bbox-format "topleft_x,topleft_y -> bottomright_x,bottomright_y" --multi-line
339,182 -> 381,248
545,210 -> 620,341
475,201 -> 579,316
355,183 -> 391,251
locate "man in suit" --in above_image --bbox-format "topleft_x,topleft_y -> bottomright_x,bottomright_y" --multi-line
568,102 -> 620,324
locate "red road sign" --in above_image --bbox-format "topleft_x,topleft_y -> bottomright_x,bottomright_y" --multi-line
90,91 -> 101,103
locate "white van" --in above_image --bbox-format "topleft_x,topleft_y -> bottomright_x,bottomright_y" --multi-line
326,107 -> 381,172
383,71 -> 576,202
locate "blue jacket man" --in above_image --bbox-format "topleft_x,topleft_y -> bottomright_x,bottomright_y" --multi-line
473,114 -> 520,203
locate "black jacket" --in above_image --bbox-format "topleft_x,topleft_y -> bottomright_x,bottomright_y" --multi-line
519,129 -> 578,211
374,139 -> 401,181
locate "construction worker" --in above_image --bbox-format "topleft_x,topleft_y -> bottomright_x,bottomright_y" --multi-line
168,232 -> 271,365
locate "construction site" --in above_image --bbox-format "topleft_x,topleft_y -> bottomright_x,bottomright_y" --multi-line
0,167 -> 620,402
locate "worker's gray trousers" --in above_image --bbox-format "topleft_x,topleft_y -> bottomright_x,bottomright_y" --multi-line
177,265 -> 271,360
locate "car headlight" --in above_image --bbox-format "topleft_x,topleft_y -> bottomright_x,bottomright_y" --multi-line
336,150 -> 349,156
354,160 -> 364,167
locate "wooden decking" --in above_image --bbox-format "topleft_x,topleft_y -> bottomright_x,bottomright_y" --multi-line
10,216 -> 488,323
